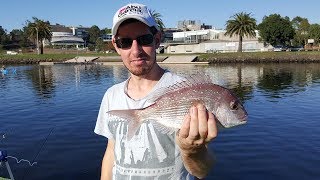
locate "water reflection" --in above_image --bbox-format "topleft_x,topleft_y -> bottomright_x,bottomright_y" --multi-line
256,63 -> 320,99
25,65 -> 56,99
162,63 -> 320,101
9,63 -> 320,102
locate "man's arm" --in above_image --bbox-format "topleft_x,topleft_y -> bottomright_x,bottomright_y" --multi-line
176,104 -> 218,179
101,139 -> 115,180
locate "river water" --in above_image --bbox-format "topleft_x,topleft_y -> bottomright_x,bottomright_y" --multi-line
0,63 -> 320,180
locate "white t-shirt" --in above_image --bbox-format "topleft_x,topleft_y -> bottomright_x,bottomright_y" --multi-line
94,71 -> 194,180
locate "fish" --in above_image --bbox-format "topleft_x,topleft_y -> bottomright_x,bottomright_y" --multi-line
107,74 -> 248,139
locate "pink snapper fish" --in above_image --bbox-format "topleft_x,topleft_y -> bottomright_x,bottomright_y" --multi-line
107,74 -> 248,139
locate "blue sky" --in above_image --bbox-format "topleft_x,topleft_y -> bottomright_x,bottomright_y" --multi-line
1,0 -> 320,32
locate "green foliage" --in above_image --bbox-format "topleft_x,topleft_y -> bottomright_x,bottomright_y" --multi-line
95,38 -> 106,52
308,24 -> 320,44
151,10 -> 165,32
87,44 -> 95,51
88,25 -> 101,44
0,26 -> 6,45
258,14 -> 295,46
291,16 -> 310,46
25,17 -> 52,54
10,29 -> 23,42
1,34 -> 10,45
101,28 -> 111,35
19,26 -> 33,47
225,12 -> 257,52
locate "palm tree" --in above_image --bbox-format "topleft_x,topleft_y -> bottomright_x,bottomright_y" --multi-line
151,10 -> 165,32
27,17 -> 52,54
225,12 -> 257,52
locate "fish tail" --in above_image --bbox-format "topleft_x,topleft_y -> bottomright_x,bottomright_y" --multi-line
127,118 -> 142,140
107,109 -> 142,140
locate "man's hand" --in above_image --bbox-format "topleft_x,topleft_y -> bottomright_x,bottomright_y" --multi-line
177,104 -> 217,152
176,104 -> 218,178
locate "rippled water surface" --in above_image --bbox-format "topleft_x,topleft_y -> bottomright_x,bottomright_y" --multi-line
0,63 -> 320,180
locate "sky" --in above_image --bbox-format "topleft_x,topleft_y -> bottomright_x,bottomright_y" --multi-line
1,0 -> 320,32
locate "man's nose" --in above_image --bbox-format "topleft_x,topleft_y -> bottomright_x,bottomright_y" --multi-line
131,40 -> 143,54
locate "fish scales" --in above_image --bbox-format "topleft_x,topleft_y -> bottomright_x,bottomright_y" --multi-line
138,83 -> 225,129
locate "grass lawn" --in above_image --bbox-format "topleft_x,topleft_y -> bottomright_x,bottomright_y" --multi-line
1,51 -> 320,64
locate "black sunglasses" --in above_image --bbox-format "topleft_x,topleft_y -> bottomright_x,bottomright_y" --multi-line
115,34 -> 154,49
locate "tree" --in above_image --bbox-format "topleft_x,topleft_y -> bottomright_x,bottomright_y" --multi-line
151,10 -> 165,32
9,29 -> 23,42
20,26 -> 33,48
0,26 -> 8,46
88,25 -> 101,44
308,24 -> 320,45
291,16 -> 310,46
10,28 -> 32,48
101,28 -> 111,35
26,17 -> 52,54
95,38 -> 106,52
258,14 -> 295,46
225,12 -> 257,52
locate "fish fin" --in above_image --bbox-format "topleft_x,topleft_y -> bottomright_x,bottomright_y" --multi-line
148,73 -> 213,103
127,119 -> 143,140
107,109 -> 142,140
150,119 -> 176,135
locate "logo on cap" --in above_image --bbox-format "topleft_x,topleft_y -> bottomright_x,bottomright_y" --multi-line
118,5 -> 143,18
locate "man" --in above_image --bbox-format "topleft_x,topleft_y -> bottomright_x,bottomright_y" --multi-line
94,3 -> 218,179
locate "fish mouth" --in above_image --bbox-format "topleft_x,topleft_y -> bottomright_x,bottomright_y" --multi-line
238,120 -> 247,125
239,114 -> 248,122
226,115 -> 248,128
221,120 -> 247,129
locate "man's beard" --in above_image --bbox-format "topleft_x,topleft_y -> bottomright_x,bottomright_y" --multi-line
125,60 -> 156,76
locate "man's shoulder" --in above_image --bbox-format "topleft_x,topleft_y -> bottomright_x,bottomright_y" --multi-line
161,70 -> 184,84
107,80 -> 126,93
163,70 -> 183,79
102,80 -> 127,102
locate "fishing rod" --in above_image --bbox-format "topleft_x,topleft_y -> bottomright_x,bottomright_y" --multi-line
22,126 -> 55,180
1,130 -> 38,180
0,150 -> 38,180
0,122 -> 55,180
0,150 -> 15,180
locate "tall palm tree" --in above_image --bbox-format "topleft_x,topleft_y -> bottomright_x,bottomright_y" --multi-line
27,17 -> 52,54
151,10 -> 165,32
225,12 -> 257,52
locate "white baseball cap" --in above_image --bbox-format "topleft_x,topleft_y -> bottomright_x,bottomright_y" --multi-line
112,3 -> 160,35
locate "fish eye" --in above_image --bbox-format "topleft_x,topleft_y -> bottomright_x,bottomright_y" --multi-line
230,101 -> 239,110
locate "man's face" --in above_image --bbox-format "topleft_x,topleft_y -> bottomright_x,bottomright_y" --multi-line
112,21 -> 160,76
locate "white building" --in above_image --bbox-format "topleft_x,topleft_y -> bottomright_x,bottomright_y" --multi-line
164,29 -> 271,53
49,25 -> 86,48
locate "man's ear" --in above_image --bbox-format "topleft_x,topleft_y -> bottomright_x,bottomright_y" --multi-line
154,32 -> 162,48
112,37 -> 121,55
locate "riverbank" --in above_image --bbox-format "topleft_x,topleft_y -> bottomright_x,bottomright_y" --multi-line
199,51 -> 320,63
2,51 -> 320,64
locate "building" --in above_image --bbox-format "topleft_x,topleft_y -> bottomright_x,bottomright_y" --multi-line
162,28 -> 182,42
49,24 -> 87,48
177,20 -> 201,31
164,29 -> 270,53
158,19 -> 271,54
102,34 -> 112,42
